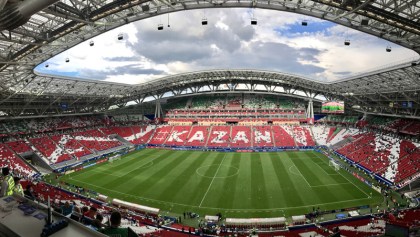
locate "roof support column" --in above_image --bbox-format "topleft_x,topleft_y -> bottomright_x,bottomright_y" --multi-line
154,95 -> 163,119
306,99 -> 314,124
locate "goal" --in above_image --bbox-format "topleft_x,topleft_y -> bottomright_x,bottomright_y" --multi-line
108,155 -> 121,163
329,160 -> 340,171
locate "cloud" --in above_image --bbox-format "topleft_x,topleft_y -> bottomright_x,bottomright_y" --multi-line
35,8 -> 418,84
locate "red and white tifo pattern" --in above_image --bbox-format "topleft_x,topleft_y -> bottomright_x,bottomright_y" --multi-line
149,125 -> 315,148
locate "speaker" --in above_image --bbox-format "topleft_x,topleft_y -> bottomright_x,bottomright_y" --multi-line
158,24 -> 163,30
251,19 -> 257,25
202,20 -> 207,25
302,21 -> 307,26
141,5 -> 150,11
361,19 -> 369,26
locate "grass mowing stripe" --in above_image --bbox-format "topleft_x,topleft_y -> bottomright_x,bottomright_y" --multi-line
128,151 -> 192,196
268,153 -> 305,209
313,152 -> 371,198
287,152 -> 322,186
306,155 -> 349,186
61,149 -> 383,218
232,153 -> 252,209
250,153 -> 269,209
101,149 -> 157,171
188,153 -> 224,207
299,152 -> 338,185
151,151 -> 210,204
100,150 -> 173,190
199,153 -> 227,207
169,152 -> 221,212
260,153 -> 287,212
215,153 -> 241,209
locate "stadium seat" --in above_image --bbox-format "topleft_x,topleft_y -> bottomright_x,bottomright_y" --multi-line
207,126 -> 231,147
253,126 -> 274,147
6,140 -> 33,154
164,126 -> 192,146
149,126 -> 173,145
29,136 -> 73,164
272,126 -> 295,147
230,126 -> 252,148
131,125 -> 156,144
71,129 -> 122,152
184,126 -> 209,147
0,144 -> 37,177
50,134 -> 91,159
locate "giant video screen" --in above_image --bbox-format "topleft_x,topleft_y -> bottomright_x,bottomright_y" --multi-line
322,101 -> 345,114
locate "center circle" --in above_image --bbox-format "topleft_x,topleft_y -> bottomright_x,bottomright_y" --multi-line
196,164 -> 239,178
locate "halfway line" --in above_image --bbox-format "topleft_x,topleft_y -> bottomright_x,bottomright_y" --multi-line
198,153 -> 227,207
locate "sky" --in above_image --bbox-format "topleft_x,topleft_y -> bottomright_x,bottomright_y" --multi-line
35,8 -> 420,85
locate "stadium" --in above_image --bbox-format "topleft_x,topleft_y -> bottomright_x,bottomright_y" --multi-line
0,0 -> 419,237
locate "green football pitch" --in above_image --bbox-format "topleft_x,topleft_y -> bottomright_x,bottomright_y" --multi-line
61,149 -> 383,218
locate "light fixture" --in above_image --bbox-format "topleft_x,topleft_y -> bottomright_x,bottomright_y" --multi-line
157,24 -> 163,30
302,21 -> 307,26
89,41 -> 94,46
202,18 -> 208,25
141,5 -> 150,11
118,33 -> 123,40
344,39 -> 350,46
361,19 -> 369,26
45,64 -> 49,68
251,18 -> 257,25
386,46 -> 391,52
65,58 -> 69,63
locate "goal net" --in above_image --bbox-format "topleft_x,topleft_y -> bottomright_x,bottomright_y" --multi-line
329,160 -> 340,171
108,155 -> 121,163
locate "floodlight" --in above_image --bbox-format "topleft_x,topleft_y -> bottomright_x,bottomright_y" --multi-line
202,18 -> 208,25
118,33 -> 123,40
65,58 -> 69,62
45,64 -> 49,68
386,46 -> 391,52
251,18 -> 257,25
141,5 -> 149,11
158,24 -> 163,30
89,41 -> 94,46
344,39 -> 350,46
302,21 -> 307,26
361,19 -> 369,26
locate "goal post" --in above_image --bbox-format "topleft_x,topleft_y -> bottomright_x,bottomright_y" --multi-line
329,160 -> 340,171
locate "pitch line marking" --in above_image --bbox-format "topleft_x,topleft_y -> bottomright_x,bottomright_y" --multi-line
123,160 -> 155,176
311,160 -> 340,176
198,153 -> 228,207
311,183 -> 353,188
72,158 -> 156,179
89,170 -> 122,178
289,164 -> 312,187
313,152 -> 371,199
288,165 -> 350,188
195,164 -> 239,179
67,177 -> 372,212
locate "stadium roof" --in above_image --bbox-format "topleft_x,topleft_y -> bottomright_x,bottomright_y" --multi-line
0,0 -> 419,117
